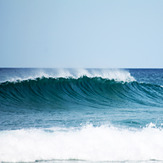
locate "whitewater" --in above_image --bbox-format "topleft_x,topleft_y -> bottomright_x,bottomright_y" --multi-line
0,68 -> 163,162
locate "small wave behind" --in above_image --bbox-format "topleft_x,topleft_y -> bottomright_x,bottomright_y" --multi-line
0,124 -> 163,162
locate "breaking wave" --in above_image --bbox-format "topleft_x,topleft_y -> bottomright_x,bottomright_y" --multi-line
0,75 -> 163,109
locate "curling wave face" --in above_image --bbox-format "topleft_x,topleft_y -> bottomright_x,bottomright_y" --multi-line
0,75 -> 163,110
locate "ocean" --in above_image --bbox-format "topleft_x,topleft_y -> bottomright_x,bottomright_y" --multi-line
0,68 -> 163,162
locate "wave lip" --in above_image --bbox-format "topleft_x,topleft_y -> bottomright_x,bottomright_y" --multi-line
0,124 -> 163,162
0,68 -> 136,83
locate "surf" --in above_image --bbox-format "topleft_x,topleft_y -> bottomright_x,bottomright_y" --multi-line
0,124 -> 163,162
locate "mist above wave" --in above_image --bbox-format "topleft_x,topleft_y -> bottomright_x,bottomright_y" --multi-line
0,68 -> 135,83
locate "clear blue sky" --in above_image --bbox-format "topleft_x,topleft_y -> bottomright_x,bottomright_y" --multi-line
0,0 -> 163,68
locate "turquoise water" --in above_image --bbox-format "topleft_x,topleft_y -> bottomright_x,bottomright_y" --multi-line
0,68 -> 163,162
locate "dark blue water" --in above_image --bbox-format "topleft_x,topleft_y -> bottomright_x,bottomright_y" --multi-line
0,68 -> 163,162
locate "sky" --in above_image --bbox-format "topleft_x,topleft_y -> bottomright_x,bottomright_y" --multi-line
0,0 -> 163,68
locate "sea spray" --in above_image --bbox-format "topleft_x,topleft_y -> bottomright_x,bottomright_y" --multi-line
0,68 -> 135,83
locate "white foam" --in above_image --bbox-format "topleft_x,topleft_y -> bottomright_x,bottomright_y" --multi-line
0,124 -> 163,162
1,69 -> 135,83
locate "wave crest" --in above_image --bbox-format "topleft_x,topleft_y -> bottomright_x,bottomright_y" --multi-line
0,68 -> 135,83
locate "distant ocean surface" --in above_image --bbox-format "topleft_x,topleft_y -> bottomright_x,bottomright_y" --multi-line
0,68 -> 163,162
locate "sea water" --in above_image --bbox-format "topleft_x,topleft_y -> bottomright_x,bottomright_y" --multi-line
0,68 -> 163,162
